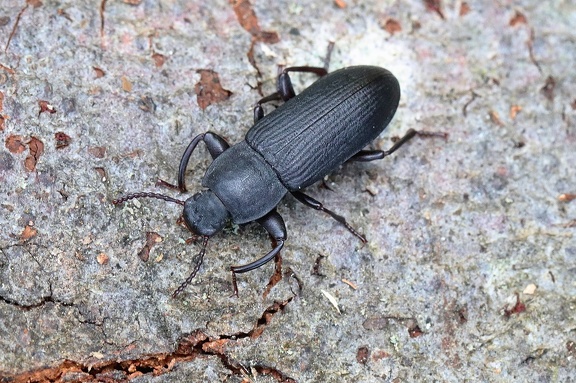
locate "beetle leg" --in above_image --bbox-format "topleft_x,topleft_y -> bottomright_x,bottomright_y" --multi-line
254,92 -> 282,122
230,210 -> 287,296
158,132 -> 230,192
177,132 -> 230,191
277,66 -> 328,100
291,191 -> 367,243
202,132 -> 231,158
348,129 -> 448,162
254,66 -> 328,122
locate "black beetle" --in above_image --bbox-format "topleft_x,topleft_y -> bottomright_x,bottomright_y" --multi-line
114,65 -> 442,297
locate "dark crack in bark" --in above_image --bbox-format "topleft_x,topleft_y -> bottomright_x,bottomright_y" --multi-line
2,298 -> 296,382
0,283 -> 73,311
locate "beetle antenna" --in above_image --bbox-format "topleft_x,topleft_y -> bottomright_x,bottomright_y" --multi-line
112,192 -> 185,206
172,236 -> 210,298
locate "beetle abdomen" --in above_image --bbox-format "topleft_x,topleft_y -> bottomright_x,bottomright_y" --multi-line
246,66 -> 400,191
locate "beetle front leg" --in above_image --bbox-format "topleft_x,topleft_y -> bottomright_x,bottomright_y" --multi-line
230,210 -> 287,296
348,129 -> 448,162
254,66 -> 328,122
291,191 -> 367,243
177,132 -> 230,192
157,132 -> 230,192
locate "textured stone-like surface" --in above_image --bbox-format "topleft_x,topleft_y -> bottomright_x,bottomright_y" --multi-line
1,1 -> 575,382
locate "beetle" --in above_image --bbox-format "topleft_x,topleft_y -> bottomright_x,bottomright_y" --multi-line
113,65 -> 441,297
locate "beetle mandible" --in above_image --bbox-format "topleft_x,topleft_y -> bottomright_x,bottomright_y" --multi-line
113,65 -> 439,297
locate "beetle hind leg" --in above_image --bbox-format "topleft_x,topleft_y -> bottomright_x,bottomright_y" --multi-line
348,129 -> 448,162
291,191 -> 367,243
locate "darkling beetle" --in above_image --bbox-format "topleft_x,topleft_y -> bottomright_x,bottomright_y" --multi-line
113,65 -> 443,297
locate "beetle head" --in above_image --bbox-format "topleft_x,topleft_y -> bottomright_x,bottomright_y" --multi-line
112,189 -> 230,297
183,190 -> 230,236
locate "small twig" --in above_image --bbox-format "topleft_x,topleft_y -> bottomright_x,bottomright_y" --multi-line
5,4 -> 29,53
462,91 -> 479,117
527,28 -> 542,74
100,0 -> 107,45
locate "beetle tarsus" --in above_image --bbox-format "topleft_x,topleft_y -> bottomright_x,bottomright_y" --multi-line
231,271 -> 239,297
349,128 -> 447,162
156,179 -> 180,190
413,130 -> 448,140
323,41 -> 335,70
230,239 -> 284,296
292,191 -> 367,243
